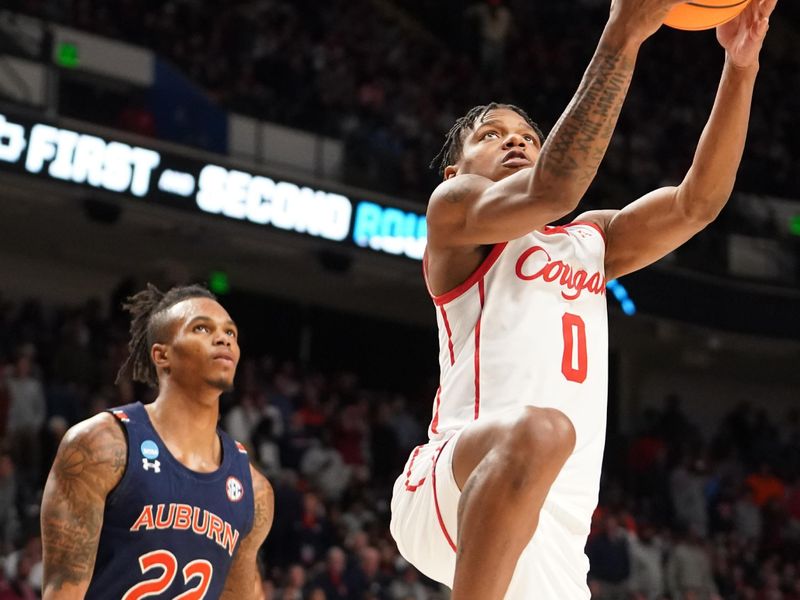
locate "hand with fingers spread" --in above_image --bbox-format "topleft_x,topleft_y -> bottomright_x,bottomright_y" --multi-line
718,0 -> 779,68
606,0 -> 687,44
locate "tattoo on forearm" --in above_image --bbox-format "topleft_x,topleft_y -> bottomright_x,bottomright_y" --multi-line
42,420 -> 126,590
221,472 -> 273,598
537,48 -> 635,186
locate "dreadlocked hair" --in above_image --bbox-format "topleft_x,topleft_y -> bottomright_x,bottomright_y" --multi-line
116,283 -> 217,388
430,102 -> 545,176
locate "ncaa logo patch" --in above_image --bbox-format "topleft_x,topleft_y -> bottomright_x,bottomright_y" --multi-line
140,440 -> 159,460
226,477 -> 244,502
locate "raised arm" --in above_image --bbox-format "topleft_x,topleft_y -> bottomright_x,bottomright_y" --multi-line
578,0 -> 778,281
427,0 -> 685,249
220,466 -> 274,600
41,414 -> 126,600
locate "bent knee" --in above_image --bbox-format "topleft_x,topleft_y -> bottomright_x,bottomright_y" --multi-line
508,407 -> 576,461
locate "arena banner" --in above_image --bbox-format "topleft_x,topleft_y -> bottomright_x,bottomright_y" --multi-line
0,111 -> 426,261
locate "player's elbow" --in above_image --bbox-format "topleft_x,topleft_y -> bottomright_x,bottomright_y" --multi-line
675,184 -> 729,227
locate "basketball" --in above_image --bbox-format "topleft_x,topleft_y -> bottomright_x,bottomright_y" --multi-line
664,0 -> 751,31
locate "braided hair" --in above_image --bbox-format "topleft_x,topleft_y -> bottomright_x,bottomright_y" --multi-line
430,102 -> 545,177
116,283 -> 217,387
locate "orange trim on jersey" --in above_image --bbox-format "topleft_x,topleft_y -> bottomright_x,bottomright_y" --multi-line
542,221 -> 607,245
432,441 -> 457,553
112,410 -> 130,422
427,242 -> 508,306
473,279 -> 485,420
430,387 -> 442,435
439,306 -> 456,366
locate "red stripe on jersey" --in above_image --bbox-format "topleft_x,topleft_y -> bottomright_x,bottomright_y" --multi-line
431,242 -> 507,306
404,446 -> 427,492
430,387 -> 442,435
473,279 -> 485,420
566,221 -> 607,244
439,305 -> 455,366
422,251 -> 434,297
542,221 -> 607,246
432,441 -> 457,553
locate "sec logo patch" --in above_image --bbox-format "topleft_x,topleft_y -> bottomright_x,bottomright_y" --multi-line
226,476 -> 244,502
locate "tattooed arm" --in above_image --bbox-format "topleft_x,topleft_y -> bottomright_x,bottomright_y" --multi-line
576,0 -> 777,280
426,0 -> 685,251
41,413 -> 126,600
220,466 -> 274,600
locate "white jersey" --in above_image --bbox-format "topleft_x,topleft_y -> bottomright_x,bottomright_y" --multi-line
426,221 -> 608,534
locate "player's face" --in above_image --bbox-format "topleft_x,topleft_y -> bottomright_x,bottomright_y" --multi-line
164,298 -> 241,393
447,108 -> 542,182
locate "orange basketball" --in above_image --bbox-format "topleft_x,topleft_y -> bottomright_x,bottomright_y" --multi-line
664,0 -> 751,31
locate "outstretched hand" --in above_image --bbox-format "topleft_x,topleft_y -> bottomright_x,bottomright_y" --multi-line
717,0 -> 779,68
608,0 -> 685,44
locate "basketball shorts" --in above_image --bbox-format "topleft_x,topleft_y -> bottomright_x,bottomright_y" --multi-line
390,429 -> 591,599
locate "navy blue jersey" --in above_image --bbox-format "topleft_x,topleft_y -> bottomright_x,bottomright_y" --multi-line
85,402 -> 254,600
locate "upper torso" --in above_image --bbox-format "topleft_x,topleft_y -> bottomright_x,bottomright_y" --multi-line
426,222 -> 608,533
85,401 -> 254,600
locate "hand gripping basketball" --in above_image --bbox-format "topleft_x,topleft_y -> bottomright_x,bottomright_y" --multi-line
716,0 -> 778,68
608,0 -> 688,44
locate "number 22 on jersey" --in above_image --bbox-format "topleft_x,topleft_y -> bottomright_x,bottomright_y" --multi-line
122,550 -> 213,600
561,313 -> 587,383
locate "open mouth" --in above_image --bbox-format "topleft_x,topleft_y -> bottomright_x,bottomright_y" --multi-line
502,150 -> 529,165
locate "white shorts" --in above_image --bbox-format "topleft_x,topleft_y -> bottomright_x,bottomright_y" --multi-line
390,429 -> 591,599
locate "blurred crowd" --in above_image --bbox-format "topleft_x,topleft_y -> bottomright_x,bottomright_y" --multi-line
9,0 -> 800,212
0,291 -> 797,599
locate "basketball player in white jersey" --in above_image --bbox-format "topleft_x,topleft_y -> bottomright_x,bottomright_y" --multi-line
390,0 -> 778,598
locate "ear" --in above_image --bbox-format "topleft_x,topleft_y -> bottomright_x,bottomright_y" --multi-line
444,165 -> 458,180
151,343 -> 170,371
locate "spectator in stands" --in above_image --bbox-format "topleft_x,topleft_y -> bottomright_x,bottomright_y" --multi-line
300,432 -> 351,502
465,0 -> 513,74
733,486 -> 762,543
587,513 -> 631,600
666,525 -> 720,600
293,491 -> 334,567
4,349 -> 45,490
274,564 -> 308,600
389,561 -> 430,600
0,453 -> 19,554
2,535 -> 41,600
311,546 -> 358,599
745,463 -> 786,508
627,522 -> 667,600
670,456 -> 710,537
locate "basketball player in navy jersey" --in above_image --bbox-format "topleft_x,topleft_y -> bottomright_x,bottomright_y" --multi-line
390,0 -> 778,598
40,284 -> 273,599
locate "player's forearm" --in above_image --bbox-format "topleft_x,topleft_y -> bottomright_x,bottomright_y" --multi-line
676,58 -> 759,222
529,25 -> 641,208
42,583 -> 90,600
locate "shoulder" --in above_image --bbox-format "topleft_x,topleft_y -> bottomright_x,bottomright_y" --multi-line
246,464 -> 274,543
427,174 -> 493,249
573,209 -> 618,233
572,209 -> 618,243
52,412 -> 127,495
63,412 -> 127,451
428,175 -> 492,218
249,464 -> 273,514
